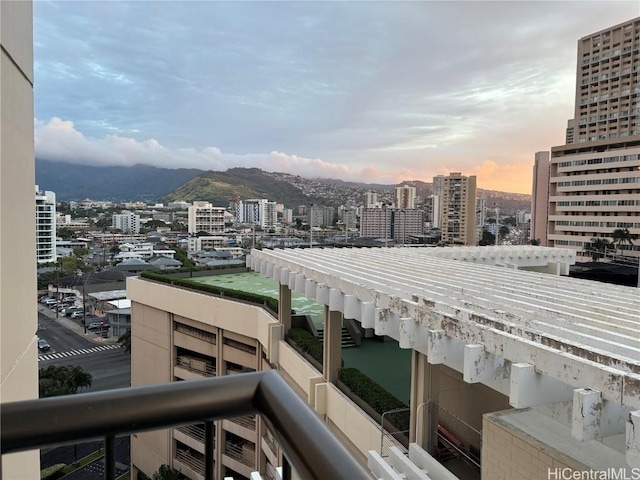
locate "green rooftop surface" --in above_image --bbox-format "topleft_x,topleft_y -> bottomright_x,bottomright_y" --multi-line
194,271 -> 412,404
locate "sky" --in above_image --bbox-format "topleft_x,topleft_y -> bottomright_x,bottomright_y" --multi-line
33,1 -> 640,193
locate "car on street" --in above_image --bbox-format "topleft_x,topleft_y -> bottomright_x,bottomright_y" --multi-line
88,321 -> 110,332
37,338 -> 51,352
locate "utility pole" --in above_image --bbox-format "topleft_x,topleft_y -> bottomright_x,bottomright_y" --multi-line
309,205 -> 313,248
82,275 -> 88,334
494,207 -> 500,247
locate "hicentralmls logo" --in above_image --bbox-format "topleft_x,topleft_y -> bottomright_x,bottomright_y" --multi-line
548,468 -> 640,480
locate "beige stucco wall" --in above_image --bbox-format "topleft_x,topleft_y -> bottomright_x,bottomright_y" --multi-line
482,414 -> 576,480
0,1 -> 40,477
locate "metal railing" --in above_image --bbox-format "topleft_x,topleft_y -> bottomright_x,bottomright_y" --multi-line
176,356 -> 217,377
224,441 -> 256,468
176,423 -> 207,444
175,322 -> 217,344
264,430 -> 278,456
176,447 -> 206,476
229,414 -> 256,430
1,371 -> 372,480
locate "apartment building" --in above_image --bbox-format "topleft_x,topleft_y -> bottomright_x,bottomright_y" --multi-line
236,199 -> 277,229
36,186 -> 56,263
360,207 -> 392,239
364,191 -> 378,208
546,17 -> 640,257
424,195 -> 441,228
0,1 -> 41,477
395,185 -> 416,209
308,205 -> 334,229
112,210 -> 141,234
531,152 -> 551,246
440,173 -> 477,246
432,175 -> 445,197
188,201 -> 226,235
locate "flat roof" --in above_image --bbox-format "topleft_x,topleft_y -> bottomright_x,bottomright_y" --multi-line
249,246 -> 640,409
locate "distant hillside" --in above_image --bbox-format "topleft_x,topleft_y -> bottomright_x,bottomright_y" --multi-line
163,168 -> 329,207
35,159 -> 202,202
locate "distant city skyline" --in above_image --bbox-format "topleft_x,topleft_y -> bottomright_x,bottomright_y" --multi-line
33,2 -> 639,193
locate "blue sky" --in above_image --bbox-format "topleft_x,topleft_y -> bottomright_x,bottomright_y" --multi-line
33,1 -> 639,192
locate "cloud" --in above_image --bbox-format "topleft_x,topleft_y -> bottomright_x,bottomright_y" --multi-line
35,116 -> 381,181
32,1 -> 640,194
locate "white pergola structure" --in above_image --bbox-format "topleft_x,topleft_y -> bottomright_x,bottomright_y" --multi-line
248,246 -> 640,469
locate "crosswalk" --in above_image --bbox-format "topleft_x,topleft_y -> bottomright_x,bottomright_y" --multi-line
38,344 -> 121,362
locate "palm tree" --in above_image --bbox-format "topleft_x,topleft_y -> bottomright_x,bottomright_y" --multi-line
611,228 -> 634,255
39,365 -> 92,398
152,464 -> 180,480
589,237 -> 611,262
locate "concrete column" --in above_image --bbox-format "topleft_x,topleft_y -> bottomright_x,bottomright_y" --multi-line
278,284 -> 292,334
409,351 -> 439,453
323,306 -> 342,383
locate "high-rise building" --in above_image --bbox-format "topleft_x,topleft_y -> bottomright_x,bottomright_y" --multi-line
112,210 -> 140,234
188,201 -> 226,234
359,207 -> 392,239
432,175 -> 445,197
236,199 -> 277,229
36,186 -> 56,263
531,151 -> 550,246
548,17 -> 640,257
440,173 -> 477,246
363,191 -> 378,208
309,205 -> 334,229
395,185 -> 416,209
1,1 -> 41,477
425,195 -> 441,228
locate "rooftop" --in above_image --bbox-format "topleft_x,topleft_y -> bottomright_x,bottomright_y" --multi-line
249,246 -> 640,410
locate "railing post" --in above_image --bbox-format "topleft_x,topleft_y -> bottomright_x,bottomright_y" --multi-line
205,421 -> 215,480
105,435 -> 116,480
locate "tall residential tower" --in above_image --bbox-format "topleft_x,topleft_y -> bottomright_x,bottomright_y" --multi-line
548,17 -> 640,257
440,173 -> 477,246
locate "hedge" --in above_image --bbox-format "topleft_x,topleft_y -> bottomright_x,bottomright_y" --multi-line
339,368 -> 410,433
140,271 -> 279,312
41,463 -> 66,480
287,328 -> 324,365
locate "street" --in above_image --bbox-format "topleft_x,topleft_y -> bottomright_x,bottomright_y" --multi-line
38,311 -> 94,353
38,303 -> 132,473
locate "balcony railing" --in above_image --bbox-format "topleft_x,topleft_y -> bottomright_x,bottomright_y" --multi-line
176,423 -> 207,444
1,371 -> 372,480
176,447 -> 206,476
264,430 -> 278,456
224,441 -> 255,468
229,414 -> 256,430
176,356 -> 216,377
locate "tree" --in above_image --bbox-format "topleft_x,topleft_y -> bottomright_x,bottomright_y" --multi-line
152,464 -> 180,480
174,247 -> 195,268
589,237 -> 611,262
479,229 -> 495,246
118,330 -> 131,354
530,239 -> 541,246
612,228 -> 634,254
39,365 -> 92,398
57,227 -> 76,240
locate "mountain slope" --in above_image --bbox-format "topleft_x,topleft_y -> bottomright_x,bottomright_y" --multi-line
163,168 -> 329,206
35,159 -> 202,202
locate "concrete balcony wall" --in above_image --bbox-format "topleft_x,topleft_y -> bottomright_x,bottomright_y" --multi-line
223,418 -> 257,443
277,340 -> 323,403
173,428 -> 206,454
222,344 -> 255,368
174,330 -> 216,358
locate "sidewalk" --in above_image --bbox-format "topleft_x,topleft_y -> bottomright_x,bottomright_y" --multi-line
38,304 -> 118,345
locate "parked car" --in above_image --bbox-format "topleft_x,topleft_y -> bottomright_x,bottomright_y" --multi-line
66,307 -> 82,317
87,321 -> 109,331
43,298 -> 58,306
63,296 -> 76,302
70,310 -> 86,319
37,338 -> 51,352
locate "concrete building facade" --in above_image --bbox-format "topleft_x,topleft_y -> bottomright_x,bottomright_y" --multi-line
531,152 -> 551,246
440,173 -> 477,246
112,210 -> 141,234
36,186 -> 56,263
395,185 -> 416,209
188,201 -> 225,235
0,1 -> 41,477
236,199 -> 277,229
548,18 -> 640,257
